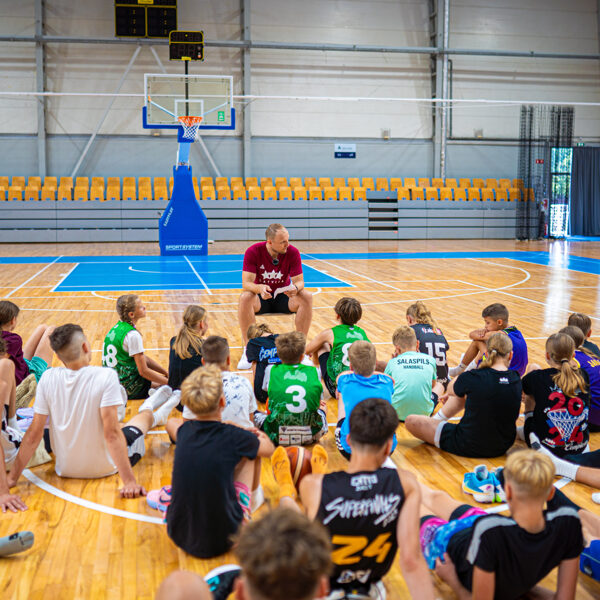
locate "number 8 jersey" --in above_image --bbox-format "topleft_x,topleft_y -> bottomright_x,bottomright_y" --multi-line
316,468 -> 404,593
265,363 -> 324,446
326,324 -> 370,383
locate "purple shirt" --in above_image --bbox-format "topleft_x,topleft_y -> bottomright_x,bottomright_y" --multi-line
1,330 -> 29,385
242,241 -> 303,293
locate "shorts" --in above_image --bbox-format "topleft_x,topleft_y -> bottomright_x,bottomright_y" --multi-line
122,425 -> 146,466
123,376 -> 152,400
234,481 -> 251,521
434,421 -> 465,455
257,294 -> 291,315
420,504 -> 486,569
318,352 -> 337,398
24,356 -> 48,383
334,418 -> 351,460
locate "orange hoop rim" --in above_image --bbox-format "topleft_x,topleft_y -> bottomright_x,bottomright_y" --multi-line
177,115 -> 203,126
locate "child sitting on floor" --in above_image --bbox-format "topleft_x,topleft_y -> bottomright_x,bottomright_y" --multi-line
568,312 -> 600,357
245,322 -> 280,403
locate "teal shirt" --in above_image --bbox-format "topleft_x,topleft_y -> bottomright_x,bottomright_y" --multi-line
385,351 -> 437,420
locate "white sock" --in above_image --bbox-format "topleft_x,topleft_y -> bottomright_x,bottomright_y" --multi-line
152,392 -> 180,428
433,409 -> 448,421
252,486 -> 265,511
237,347 -> 251,370
448,363 -> 466,377
139,385 -> 173,413
529,432 -> 580,480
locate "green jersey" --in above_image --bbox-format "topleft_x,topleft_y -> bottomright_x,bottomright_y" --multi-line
102,321 -> 146,399
265,363 -> 324,445
326,324 -> 370,382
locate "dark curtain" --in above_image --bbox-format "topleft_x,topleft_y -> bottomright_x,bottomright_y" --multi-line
570,147 -> 600,236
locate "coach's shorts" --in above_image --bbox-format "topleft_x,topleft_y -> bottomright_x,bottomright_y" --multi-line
420,504 -> 486,569
122,425 -> 146,467
318,352 -> 337,398
257,294 -> 291,315
24,356 -> 48,383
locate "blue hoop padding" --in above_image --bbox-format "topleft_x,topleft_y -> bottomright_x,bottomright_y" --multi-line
142,106 -> 236,132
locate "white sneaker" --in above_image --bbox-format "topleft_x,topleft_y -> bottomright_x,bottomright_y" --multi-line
448,364 -> 465,377
152,392 -> 181,428
139,385 -> 173,413
237,347 -> 251,370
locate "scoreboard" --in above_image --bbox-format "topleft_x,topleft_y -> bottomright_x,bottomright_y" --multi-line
115,0 -> 177,38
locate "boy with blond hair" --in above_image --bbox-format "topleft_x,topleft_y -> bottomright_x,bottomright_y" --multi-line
421,450 -> 583,599
255,331 -> 326,446
385,326 -> 442,421
165,365 -> 274,558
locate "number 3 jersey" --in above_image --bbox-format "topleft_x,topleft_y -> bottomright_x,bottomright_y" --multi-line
410,323 -> 450,385
316,468 -> 404,591
265,363 -> 325,445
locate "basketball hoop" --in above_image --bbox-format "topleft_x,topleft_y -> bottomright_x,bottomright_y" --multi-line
177,115 -> 203,141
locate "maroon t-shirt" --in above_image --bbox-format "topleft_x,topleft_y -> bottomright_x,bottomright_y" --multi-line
1,330 -> 29,385
242,242 -> 303,293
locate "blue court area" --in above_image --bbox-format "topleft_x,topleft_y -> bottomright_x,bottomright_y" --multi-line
2,250 -> 600,292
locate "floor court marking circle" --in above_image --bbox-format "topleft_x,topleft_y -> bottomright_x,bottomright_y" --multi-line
23,469 -> 165,525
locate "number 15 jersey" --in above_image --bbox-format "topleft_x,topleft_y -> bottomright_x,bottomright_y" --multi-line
410,323 -> 450,385
316,468 -> 404,591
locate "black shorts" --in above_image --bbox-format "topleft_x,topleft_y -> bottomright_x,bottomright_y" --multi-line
318,352 -> 337,397
420,503 -> 475,528
122,425 -> 145,466
257,294 -> 291,315
334,418 -> 351,461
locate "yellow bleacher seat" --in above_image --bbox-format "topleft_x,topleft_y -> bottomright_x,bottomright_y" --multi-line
333,177 -> 346,189
278,186 -> 292,201
498,179 -> 511,189
445,178 -> 458,188
138,176 -> 151,188
247,186 -> 262,201
138,187 -> 153,201
154,186 -> 169,202
275,177 -> 288,189
403,177 -> 416,188
122,176 -> 135,189
8,186 -> 23,201
418,178 -> 430,188
24,187 -> 40,201
496,188 -> 508,202
0,187 -> 5,201
425,187 -> 439,201
41,188 -> 56,201
338,187 -> 351,202
92,176 -> 104,189
468,188 -> 481,201
106,187 -> 120,202
397,187 -> 410,201
201,186 -> 216,201
260,177 -> 273,189
508,188 -> 521,201
390,178 -> 403,191
304,177 -> 317,188
231,177 -> 244,188
309,186 -> 323,201
200,177 -> 214,188
90,186 -> 104,201
411,188 -> 424,201
293,186 -> 307,201
323,186 -> 337,201
75,177 -> 89,189
107,177 -> 120,189
376,178 -> 389,191
215,177 -> 228,188
347,177 -> 360,188
122,186 -> 136,201
0,176 -> 9,188
74,187 -> 89,201
485,178 -> 498,189
353,187 -> 367,201
431,178 -> 444,188
458,178 -> 471,188
263,186 -> 277,201
319,177 -> 332,189
439,187 -> 453,201
28,176 -> 41,189
361,177 -> 375,191
232,186 -> 246,201
472,178 -> 484,188
512,178 -> 524,190
454,188 -> 467,201
57,187 -> 72,201
245,177 -> 258,188
289,177 -> 303,189
169,177 -> 174,194
59,176 -> 73,190
44,176 -> 57,189
12,176 -> 26,188
481,188 -> 494,201
217,186 -> 231,200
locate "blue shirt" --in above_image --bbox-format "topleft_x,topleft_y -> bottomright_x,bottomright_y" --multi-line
337,372 -> 395,454
505,326 -> 528,377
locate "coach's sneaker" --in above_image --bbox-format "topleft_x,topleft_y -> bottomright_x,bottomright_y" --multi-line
205,564 -> 242,600
146,485 -> 172,513
580,540 -> 600,581
462,465 -> 504,503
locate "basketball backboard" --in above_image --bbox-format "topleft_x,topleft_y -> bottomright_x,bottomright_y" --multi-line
143,74 -> 234,130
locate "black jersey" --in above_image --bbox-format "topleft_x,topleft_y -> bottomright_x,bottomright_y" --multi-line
316,468 -> 404,591
411,323 -> 450,384
246,334 -> 280,403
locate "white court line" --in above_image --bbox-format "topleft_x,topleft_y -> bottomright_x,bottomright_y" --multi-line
5,256 -> 62,298
22,469 -> 165,525
129,266 -> 191,275
185,255 -> 211,295
50,262 -> 80,293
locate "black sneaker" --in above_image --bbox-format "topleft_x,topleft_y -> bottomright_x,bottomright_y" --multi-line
204,564 -> 242,600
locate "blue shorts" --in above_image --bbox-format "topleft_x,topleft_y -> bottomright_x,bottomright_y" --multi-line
24,356 -> 48,383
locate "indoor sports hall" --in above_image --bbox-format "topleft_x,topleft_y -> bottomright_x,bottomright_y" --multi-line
1,1 -> 600,599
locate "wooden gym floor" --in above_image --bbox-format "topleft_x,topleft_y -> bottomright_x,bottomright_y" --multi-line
1,238 -> 600,600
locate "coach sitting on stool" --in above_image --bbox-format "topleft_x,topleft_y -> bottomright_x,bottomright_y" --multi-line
238,223 -> 312,346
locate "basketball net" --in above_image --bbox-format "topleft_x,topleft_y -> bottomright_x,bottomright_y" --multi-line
177,115 -> 203,141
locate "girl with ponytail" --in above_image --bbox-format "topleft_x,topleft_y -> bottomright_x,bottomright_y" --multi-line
168,305 -> 208,391
406,301 -> 450,387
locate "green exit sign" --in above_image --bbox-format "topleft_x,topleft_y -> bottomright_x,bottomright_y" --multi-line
576,141 -> 585,146
217,110 -> 225,122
